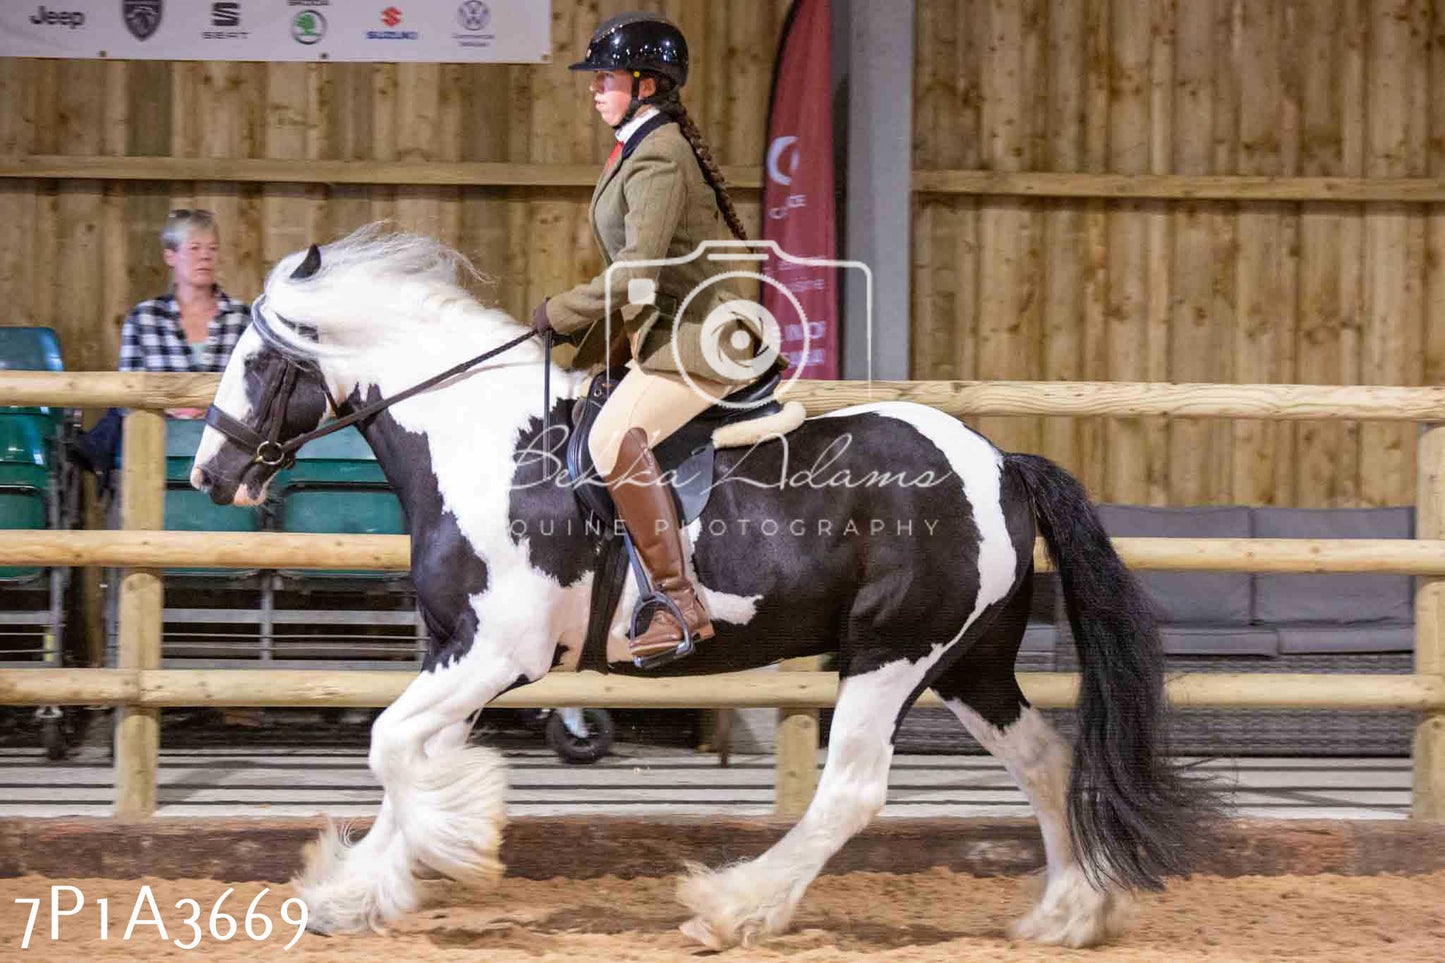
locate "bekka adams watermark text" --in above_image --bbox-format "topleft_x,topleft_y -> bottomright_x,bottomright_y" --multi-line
512,432 -> 956,496
509,516 -> 941,539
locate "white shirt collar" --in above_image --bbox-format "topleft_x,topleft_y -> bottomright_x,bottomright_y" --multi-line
615,106 -> 659,144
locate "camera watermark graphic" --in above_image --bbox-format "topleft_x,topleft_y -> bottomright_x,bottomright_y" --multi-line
604,239 -> 873,408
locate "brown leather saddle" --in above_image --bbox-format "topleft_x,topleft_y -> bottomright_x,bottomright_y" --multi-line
564,356 -> 789,527
564,357 -> 789,668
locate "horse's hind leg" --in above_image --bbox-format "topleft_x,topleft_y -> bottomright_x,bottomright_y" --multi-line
677,658 -> 925,950
297,639 -> 542,934
929,583 -> 1129,947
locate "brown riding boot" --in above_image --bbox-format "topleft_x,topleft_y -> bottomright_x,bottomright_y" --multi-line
606,428 -> 715,659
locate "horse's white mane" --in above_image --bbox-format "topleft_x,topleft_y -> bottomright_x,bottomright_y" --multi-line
257,223 -> 533,359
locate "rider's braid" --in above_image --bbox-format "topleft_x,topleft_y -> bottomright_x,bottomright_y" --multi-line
653,85 -> 748,241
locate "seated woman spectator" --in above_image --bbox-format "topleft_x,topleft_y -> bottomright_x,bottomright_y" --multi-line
74,210 -> 253,476
119,208 -> 251,416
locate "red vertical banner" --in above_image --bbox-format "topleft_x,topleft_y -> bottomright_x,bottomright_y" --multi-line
761,0 -> 838,379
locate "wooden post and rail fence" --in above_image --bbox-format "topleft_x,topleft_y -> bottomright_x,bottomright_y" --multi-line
0,372 -> 1441,821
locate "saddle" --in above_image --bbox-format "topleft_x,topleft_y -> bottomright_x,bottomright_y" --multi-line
564,357 -> 799,669
564,356 -> 793,527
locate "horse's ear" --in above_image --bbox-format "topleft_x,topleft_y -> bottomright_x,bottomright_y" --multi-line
290,244 -> 322,280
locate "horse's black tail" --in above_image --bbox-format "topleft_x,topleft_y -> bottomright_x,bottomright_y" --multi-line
1005,452 -> 1221,893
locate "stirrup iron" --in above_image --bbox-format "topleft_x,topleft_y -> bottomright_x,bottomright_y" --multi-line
623,532 -> 696,669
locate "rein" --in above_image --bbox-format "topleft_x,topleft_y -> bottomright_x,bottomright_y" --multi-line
205,320 -> 538,469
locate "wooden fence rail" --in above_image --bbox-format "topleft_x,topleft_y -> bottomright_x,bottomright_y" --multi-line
6,157 -> 1445,204
1,530 -> 1443,575
0,373 -> 1441,820
7,372 -> 1445,421
2,669 -> 1442,713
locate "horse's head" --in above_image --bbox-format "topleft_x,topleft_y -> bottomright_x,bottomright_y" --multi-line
192,245 -> 335,506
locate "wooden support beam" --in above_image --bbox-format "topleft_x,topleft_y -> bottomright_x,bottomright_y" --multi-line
113,410 -> 164,820
0,155 -> 764,190
911,171 -> 1445,202
5,156 -> 1443,203
775,657 -> 822,818
1415,426 -> 1445,820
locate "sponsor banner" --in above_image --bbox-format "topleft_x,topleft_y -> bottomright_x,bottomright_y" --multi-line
760,0 -> 838,380
1,1 -> 550,63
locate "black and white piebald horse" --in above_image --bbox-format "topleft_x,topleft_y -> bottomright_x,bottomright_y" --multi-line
192,227 -> 1216,950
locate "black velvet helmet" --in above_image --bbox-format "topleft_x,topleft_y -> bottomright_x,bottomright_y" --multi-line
568,12 -> 689,88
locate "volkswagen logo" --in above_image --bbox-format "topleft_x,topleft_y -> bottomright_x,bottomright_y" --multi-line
457,0 -> 489,32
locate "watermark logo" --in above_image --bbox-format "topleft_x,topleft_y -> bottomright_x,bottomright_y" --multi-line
604,240 -> 872,409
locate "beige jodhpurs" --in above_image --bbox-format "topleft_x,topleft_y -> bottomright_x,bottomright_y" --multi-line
587,362 -> 736,476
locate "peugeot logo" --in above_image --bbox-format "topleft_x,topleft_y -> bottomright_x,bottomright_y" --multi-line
122,0 -> 162,40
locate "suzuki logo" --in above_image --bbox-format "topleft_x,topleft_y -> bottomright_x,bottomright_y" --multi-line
381,6 -> 402,27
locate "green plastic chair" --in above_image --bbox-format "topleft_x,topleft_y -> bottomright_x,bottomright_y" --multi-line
0,462 -> 49,582
0,412 -> 52,469
271,427 -> 406,580
0,328 -> 65,582
0,327 -> 66,426
162,419 -> 263,577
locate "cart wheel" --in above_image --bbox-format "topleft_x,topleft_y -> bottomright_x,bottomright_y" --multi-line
41,716 -> 67,761
546,708 -> 614,765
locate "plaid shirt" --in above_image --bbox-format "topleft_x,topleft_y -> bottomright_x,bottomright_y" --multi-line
118,289 -> 251,373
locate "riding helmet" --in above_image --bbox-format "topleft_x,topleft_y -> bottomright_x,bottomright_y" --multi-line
568,12 -> 689,88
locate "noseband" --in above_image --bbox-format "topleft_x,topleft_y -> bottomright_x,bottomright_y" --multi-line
204,356 -> 312,471
204,301 -> 539,478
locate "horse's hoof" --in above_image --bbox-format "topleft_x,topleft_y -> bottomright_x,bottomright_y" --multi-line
680,915 -> 725,950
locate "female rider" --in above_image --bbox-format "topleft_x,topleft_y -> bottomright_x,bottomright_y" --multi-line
533,12 -> 763,663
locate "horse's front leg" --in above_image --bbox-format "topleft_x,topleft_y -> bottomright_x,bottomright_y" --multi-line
296,614 -> 555,934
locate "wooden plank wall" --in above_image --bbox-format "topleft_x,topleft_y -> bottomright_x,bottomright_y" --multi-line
0,0 -> 790,376
1,0 -> 1442,510
914,0 -> 1445,507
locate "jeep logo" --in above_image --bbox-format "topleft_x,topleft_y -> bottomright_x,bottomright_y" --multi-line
30,5 -> 86,28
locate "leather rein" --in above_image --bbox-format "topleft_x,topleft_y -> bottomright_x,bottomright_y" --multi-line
204,301 -> 540,472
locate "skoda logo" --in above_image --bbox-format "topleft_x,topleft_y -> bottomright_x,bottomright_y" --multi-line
292,8 -> 325,43
457,0 -> 489,32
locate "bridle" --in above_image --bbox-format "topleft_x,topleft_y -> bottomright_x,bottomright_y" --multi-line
203,297 -> 540,476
